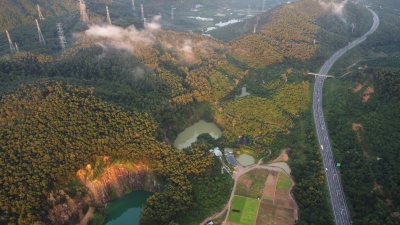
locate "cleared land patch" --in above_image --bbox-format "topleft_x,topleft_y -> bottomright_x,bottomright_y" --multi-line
227,168 -> 297,225
228,195 -> 260,225
255,170 -> 297,225
271,150 -> 289,163
276,172 -> 292,190
236,169 -> 269,198
262,170 -> 278,201
255,200 -> 295,225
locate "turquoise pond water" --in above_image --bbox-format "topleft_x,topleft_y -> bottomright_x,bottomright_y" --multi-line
105,191 -> 152,225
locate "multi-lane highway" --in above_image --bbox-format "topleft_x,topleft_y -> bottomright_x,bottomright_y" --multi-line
312,7 -> 380,225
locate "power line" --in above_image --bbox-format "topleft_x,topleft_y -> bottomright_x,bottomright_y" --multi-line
57,23 -> 67,51
35,19 -> 46,45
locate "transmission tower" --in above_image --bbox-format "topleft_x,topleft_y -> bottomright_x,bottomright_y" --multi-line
35,19 -> 46,45
79,0 -> 89,23
351,23 -> 356,33
106,6 -> 112,25
253,16 -> 260,33
5,30 -> 16,53
262,0 -> 267,11
14,42 -> 19,52
37,4 -> 45,20
171,6 -> 176,20
141,4 -> 145,22
131,0 -> 135,11
57,23 -> 67,51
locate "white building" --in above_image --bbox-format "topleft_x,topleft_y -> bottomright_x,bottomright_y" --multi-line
209,147 -> 222,157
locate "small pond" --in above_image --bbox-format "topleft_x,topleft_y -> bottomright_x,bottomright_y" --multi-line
105,191 -> 152,225
236,154 -> 256,166
173,120 -> 222,149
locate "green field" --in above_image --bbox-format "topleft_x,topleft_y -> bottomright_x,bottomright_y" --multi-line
228,195 -> 260,225
276,172 -> 292,190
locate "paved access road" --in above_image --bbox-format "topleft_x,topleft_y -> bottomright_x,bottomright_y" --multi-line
312,7 -> 379,225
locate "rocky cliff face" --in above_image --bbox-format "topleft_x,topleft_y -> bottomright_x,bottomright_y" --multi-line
77,159 -> 161,204
47,158 -> 160,225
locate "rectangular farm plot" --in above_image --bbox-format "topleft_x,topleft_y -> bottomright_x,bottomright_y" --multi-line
236,169 -> 269,199
255,200 -> 295,225
276,172 -> 292,190
241,198 -> 259,225
256,170 -> 297,225
229,195 -> 246,223
274,189 -> 296,208
228,195 -> 260,225
262,170 -> 278,201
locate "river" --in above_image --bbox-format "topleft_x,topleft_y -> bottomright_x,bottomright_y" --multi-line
105,191 -> 152,225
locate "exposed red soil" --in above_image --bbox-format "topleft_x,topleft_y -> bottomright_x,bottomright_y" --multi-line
362,86 -> 375,102
352,82 -> 365,93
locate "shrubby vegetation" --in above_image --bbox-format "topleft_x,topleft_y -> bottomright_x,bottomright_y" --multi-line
272,81 -> 310,117
215,79 -> 311,156
229,0 -> 323,68
217,96 -> 292,143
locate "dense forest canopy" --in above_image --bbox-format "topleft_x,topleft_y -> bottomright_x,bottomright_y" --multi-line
0,81 -> 214,224
321,0 -> 400,223
324,69 -> 400,225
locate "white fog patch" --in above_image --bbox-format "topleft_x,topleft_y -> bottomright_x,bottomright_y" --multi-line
160,38 -> 197,64
205,27 -> 217,32
180,40 -> 196,63
187,16 -> 214,21
215,19 -> 241,27
78,16 -> 161,53
318,0 -> 348,16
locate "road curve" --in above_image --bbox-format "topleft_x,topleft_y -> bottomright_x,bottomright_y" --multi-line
312,7 -> 379,225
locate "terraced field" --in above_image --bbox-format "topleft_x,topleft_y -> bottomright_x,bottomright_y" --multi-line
227,166 -> 297,225
255,170 -> 297,225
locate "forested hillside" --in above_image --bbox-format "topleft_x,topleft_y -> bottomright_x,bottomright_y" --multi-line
324,69 -> 400,225
321,0 -> 400,223
230,0 -> 322,68
0,81 -> 216,224
0,0 -> 75,31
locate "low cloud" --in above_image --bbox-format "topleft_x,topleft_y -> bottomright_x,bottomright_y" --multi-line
80,16 -> 161,53
318,0 -> 348,16
77,15 -> 221,65
177,40 -> 196,64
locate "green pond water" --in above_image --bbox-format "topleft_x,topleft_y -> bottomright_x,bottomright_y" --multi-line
105,191 -> 152,225
173,120 -> 222,149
